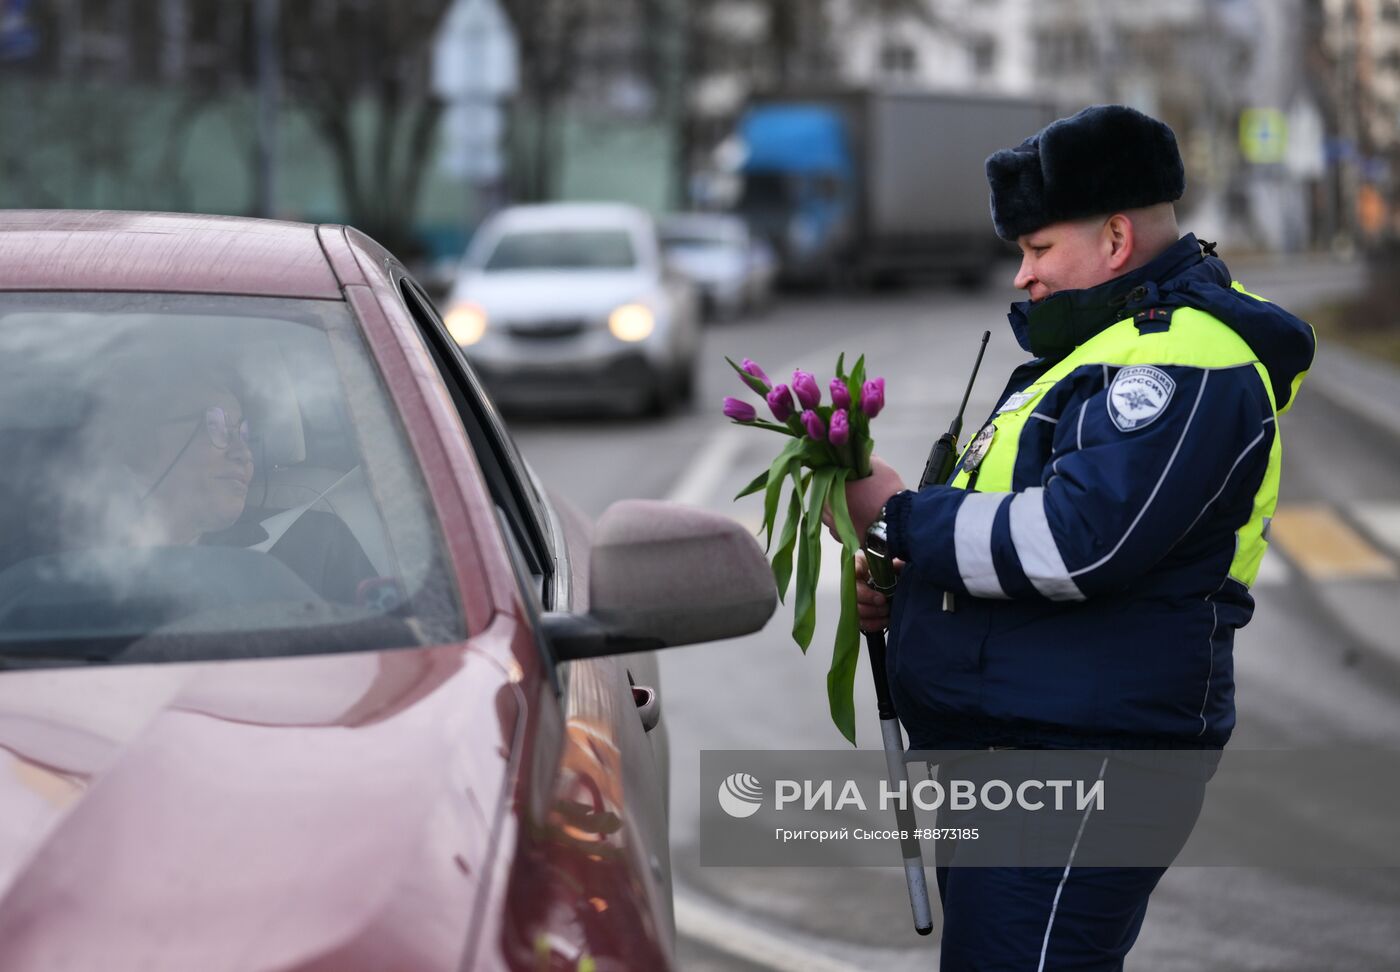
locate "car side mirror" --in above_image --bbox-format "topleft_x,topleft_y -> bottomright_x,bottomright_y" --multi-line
542,500 -> 777,662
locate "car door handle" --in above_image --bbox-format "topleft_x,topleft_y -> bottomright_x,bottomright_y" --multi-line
631,684 -> 660,733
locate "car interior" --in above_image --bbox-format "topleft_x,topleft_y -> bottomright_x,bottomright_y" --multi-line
0,296 -> 462,665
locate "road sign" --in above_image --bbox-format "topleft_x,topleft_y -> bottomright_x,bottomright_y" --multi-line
440,101 -> 507,181
432,0 -> 517,182
1285,98 -> 1325,179
432,0 -> 517,101
1240,108 -> 1288,165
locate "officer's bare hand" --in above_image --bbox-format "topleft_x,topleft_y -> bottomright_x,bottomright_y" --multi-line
855,549 -> 905,632
844,454 -> 908,540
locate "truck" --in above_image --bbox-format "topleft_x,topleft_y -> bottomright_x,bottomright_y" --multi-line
728,88 -> 1054,286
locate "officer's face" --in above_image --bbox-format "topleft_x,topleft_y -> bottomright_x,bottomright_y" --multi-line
1012,218 -> 1117,303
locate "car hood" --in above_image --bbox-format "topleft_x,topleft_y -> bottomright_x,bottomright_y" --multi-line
664,247 -> 746,283
452,270 -> 656,319
0,642 -> 519,972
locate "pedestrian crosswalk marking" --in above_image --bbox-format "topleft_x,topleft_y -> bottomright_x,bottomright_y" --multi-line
1266,503 -> 1399,581
1352,503 -> 1400,558
1253,548 -> 1291,587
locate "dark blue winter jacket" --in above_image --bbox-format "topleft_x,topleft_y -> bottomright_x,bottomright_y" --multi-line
884,235 -> 1315,750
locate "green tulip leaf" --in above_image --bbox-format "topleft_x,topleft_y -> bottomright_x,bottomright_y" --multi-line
762,438 -> 804,550
826,468 -> 861,554
828,543 -> 861,745
734,469 -> 768,501
748,419 -> 800,436
847,354 -> 866,405
792,466 -> 834,650
771,477 -> 804,603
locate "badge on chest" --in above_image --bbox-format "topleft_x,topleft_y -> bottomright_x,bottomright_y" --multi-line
963,422 -> 997,473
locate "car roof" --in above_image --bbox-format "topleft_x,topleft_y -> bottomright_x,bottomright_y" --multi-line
0,210 -> 343,298
487,202 -> 655,233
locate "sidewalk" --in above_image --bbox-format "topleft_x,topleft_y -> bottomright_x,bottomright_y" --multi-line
1307,340 -> 1400,444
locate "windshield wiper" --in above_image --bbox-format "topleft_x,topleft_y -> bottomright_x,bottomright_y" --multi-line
0,636 -> 132,669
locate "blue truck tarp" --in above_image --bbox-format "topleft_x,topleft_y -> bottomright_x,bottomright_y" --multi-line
739,105 -> 853,175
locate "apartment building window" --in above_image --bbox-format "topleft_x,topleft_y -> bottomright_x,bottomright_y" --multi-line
1035,28 -> 1093,75
881,43 -> 918,77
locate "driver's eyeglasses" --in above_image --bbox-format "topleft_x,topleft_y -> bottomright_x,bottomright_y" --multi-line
162,406 -> 252,451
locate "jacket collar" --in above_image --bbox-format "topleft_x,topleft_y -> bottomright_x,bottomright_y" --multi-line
1007,234 -> 1208,359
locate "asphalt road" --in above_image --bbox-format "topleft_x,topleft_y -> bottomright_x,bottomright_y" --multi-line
508,256 -> 1400,971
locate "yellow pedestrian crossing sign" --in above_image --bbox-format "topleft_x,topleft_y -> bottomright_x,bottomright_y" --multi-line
1240,108 -> 1288,164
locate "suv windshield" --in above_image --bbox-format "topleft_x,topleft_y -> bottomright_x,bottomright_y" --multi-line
482,229 -> 637,271
0,292 -> 464,668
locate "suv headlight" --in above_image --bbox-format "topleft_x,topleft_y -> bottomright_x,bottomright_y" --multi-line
608,303 -> 655,342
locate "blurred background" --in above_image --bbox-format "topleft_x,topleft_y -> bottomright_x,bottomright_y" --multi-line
4,0 -> 1396,349
7,2 -> 1400,969
0,0 -> 1391,264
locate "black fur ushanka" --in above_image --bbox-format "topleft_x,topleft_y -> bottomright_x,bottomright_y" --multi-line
985,104 -> 1185,241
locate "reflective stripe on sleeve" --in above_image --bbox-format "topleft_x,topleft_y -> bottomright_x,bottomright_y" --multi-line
1010,488 -> 1086,602
954,492 -> 1010,599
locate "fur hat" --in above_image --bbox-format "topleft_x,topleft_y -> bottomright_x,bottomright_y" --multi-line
985,105 -> 1185,241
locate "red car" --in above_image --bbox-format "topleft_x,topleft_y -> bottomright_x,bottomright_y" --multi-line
0,211 -> 776,971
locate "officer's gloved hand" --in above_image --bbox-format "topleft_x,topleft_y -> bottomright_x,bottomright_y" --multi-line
855,549 -> 904,633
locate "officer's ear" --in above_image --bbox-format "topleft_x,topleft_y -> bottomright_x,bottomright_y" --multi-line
1102,213 -> 1135,272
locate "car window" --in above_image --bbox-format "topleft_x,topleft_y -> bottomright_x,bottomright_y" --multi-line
481,229 -> 637,271
661,222 -> 745,250
0,292 -> 465,667
395,278 -> 562,607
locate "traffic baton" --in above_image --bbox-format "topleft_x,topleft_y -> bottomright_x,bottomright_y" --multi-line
860,330 -> 990,936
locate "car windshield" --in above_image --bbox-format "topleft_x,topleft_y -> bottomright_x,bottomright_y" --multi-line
482,229 -> 637,271
0,292 -> 465,668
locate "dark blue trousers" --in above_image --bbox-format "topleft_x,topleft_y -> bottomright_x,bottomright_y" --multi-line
935,861 -> 1166,971
930,752 -> 1209,971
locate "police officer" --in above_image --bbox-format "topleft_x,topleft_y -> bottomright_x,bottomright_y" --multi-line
841,105 -> 1316,970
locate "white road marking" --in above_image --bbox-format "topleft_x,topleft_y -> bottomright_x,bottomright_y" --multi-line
674,886 -> 928,972
666,427 -> 748,508
1254,548 -> 1292,587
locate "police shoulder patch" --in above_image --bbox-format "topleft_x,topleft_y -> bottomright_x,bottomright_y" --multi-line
1106,365 -> 1176,432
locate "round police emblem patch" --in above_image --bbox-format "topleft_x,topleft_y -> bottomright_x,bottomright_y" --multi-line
1107,365 -> 1176,432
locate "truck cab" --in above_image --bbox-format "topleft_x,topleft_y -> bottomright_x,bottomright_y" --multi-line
734,104 -> 857,284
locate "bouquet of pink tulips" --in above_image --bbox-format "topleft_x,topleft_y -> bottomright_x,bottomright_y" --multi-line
723,355 -> 886,744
